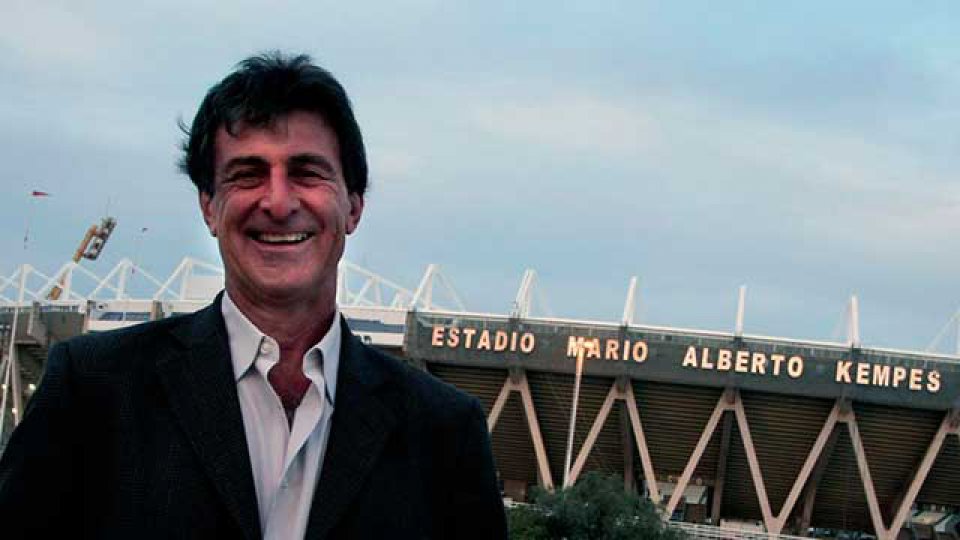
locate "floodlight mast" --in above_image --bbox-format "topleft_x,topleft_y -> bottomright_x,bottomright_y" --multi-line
48,217 -> 117,300
563,340 -> 593,488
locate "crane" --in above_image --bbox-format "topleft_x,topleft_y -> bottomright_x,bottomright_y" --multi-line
47,216 -> 117,300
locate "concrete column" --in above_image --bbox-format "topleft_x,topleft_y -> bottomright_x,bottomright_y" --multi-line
621,401 -> 636,493
150,300 -> 164,321
710,412 -> 734,524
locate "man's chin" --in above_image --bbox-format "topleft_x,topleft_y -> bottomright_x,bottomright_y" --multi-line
232,278 -> 327,307
262,283 -> 321,301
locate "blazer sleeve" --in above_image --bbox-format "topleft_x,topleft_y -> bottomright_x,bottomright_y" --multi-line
446,397 -> 508,539
0,341 -> 79,535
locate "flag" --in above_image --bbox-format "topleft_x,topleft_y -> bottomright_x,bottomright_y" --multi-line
31,190 -> 50,197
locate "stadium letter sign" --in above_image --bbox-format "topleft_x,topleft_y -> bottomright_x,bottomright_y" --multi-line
681,346 -> 804,378
411,314 -> 956,409
431,325 -> 536,354
834,360 -> 940,393
566,336 -> 648,362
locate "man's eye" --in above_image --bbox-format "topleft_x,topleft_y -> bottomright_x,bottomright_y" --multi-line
293,169 -> 333,182
226,171 -> 261,185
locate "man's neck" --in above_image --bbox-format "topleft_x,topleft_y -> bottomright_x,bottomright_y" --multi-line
226,286 -> 336,365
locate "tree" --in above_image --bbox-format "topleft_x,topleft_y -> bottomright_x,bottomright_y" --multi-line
507,472 -> 685,540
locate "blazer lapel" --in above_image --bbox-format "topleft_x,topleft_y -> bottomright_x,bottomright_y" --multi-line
156,298 -> 261,539
305,319 -> 398,539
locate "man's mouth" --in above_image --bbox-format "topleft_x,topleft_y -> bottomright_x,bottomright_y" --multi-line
250,232 -> 313,244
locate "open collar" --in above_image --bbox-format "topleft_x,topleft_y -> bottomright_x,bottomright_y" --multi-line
221,291 -> 341,404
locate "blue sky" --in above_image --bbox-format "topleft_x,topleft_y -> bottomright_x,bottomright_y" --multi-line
2,1 -> 959,350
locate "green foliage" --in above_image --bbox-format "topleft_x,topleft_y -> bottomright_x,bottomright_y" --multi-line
507,504 -> 549,540
507,472 -> 685,540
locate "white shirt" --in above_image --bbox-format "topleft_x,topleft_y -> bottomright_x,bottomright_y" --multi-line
222,292 -> 340,540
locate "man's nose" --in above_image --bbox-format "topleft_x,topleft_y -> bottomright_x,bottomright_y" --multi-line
260,173 -> 299,219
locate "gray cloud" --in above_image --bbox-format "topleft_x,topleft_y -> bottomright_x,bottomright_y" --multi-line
2,2 -> 959,351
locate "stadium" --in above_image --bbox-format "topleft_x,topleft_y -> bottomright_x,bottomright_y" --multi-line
2,254 -> 958,539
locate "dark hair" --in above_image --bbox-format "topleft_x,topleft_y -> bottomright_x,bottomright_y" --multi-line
179,52 -> 367,196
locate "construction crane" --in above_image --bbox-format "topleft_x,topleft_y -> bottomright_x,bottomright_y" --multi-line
47,217 -> 117,300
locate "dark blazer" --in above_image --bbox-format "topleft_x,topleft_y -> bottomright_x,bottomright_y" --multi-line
0,298 -> 507,539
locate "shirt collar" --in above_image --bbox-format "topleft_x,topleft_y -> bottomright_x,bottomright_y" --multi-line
221,291 -> 340,404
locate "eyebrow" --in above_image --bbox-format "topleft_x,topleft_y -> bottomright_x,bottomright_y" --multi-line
288,154 -> 336,176
221,156 -> 269,174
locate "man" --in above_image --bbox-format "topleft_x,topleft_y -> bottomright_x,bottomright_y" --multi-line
0,52 -> 507,539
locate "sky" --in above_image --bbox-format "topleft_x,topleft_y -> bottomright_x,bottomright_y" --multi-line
1,1 -> 959,352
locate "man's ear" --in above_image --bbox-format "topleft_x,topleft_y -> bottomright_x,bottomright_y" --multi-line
199,191 -> 217,237
345,193 -> 364,235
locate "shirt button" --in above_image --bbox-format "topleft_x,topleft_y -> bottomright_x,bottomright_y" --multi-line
260,340 -> 274,355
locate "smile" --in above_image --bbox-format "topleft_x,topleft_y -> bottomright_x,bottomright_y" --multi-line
250,232 -> 313,244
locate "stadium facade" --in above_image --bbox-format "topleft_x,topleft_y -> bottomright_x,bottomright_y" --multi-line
2,258 -> 958,538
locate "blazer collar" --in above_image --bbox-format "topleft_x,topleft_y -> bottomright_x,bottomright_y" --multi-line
304,318 -> 398,538
160,294 -> 262,539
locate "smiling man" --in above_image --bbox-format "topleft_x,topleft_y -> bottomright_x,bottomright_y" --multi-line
0,53 -> 507,539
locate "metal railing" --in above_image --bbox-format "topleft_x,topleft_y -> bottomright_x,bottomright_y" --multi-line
670,522 -> 811,540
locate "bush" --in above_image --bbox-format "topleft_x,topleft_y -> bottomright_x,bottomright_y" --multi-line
507,472 -> 685,540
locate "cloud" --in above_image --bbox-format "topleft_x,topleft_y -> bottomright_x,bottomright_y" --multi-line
469,94 -> 655,156
369,148 -> 422,181
0,3 -> 105,69
1,2 -> 959,350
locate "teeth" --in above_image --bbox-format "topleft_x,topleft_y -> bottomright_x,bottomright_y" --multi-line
257,232 -> 308,244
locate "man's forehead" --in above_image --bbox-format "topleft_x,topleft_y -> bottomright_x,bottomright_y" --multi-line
213,111 -> 340,163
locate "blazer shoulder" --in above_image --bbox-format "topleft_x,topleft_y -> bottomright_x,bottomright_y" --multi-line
58,312 -> 193,373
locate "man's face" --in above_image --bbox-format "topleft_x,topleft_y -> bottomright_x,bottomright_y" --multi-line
200,111 -> 363,307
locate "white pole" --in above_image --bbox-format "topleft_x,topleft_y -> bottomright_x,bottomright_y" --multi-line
735,285 -> 747,337
3,192 -> 45,434
563,342 -> 589,488
0,265 -> 28,434
621,276 -> 638,326
410,264 -> 437,310
0,351 -> 12,438
178,260 -> 193,301
512,269 -> 536,319
11,266 -> 26,425
849,295 -> 861,348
